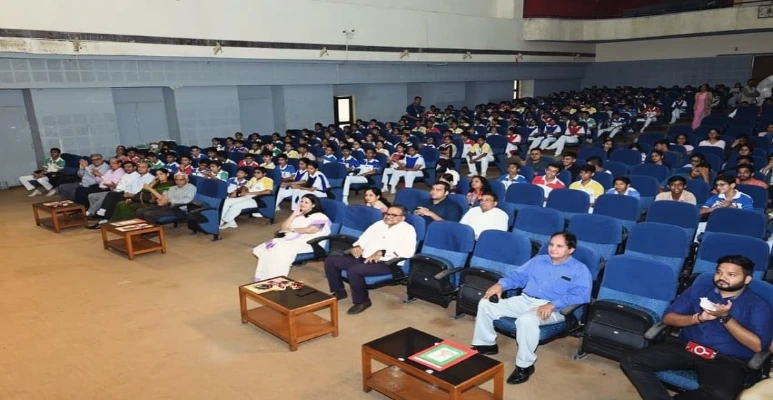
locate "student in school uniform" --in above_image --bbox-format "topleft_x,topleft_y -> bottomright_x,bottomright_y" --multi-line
321,146 -> 338,164
499,162 -> 527,190
466,136 -> 495,177
343,148 -> 382,205
276,158 -> 309,211
505,127 -> 522,157
146,152 -> 166,170
568,165 -> 605,206
276,154 -> 297,180
531,163 -> 566,200
226,167 -> 250,192
700,175 -> 754,215
260,153 -> 276,170
387,146 -> 425,194
220,167 -> 275,229
238,154 -> 260,169
290,161 -> 330,208
178,156 -> 194,175
189,146 -> 204,162
204,160 -> 229,181
546,119 -> 584,156
165,153 -> 180,174
338,146 -> 360,174
19,147 -> 66,196
531,119 -> 561,151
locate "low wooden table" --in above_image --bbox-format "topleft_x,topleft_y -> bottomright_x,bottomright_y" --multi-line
32,201 -> 87,233
362,327 -> 504,400
100,220 -> 166,260
239,277 -> 338,351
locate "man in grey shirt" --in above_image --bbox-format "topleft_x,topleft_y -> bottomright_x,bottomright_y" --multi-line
136,173 -> 197,224
58,154 -> 109,200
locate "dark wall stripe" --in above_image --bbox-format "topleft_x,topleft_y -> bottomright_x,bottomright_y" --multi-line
0,28 -> 596,58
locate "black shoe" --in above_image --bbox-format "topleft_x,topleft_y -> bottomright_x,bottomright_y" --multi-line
506,365 -> 535,385
346,300 -> 372,315
334,290 -> 348,300
471,344 -> 499,355
86,222 -> 102,230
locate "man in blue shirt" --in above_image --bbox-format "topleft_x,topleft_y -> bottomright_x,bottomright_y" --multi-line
471,232 -> 592,384
414,181 -> 463,225
700,175 -> 754,215
621,255 -> 772,400
405,96 -> 425,124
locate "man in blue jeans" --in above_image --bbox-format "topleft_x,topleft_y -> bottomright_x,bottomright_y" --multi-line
621,255 -> 772,400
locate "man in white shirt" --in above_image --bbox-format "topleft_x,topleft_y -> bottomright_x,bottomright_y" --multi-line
86,161 -> 139,216
88,161 -> 155,227
324,205 -> 418,315
460,193 -> 509,240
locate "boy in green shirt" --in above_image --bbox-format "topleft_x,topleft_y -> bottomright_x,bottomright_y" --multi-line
20,147 -> 66,196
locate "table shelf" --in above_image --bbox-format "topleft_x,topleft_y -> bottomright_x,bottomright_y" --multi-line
366,366 -> 496,400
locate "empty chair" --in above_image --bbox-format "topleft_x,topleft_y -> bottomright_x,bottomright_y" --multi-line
577,147 -> 608,162
567,214 -> 623,262
469,230 -> 532,277
630,164 -> 670,182
505,183 -> 545,211
610,149 -> 644,167
703,207 -> 767,240
694,146 -> 724,160
737,184 -> 768,212
546,189 -> 590,220
691,232 -> 770,279
513,206 -> 564,250
637,132 -> 666,146
496,202 -> 517,230
593,194 -> 641,232
187,179 -> 229,241
624,222 -> 691,276
393,188 -> 430,212
685,179 -> 710,206
406,221 -> 476,308
604,161 -> 628,178
645,200 -> 700,241
319,162 -> 347,200
591,172 -> 613,191
575,254 -> 679,361
627,175 -> 659,212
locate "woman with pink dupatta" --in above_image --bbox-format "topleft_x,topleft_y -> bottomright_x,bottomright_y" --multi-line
252,194 -> 331,281
692,84 -> 714,130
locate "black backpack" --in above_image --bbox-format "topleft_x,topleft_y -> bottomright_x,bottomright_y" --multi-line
579,300 -> 655,361
406,255 -> 456,308
454,268 -> 502,318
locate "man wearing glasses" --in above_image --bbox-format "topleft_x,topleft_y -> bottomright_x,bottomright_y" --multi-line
323,205 -> 417,315
700,175 -> 753,215
136,173 -> 197,224
58,154 -> 109,202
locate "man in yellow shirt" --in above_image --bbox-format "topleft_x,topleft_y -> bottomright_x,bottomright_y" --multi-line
568,165 -> 604,206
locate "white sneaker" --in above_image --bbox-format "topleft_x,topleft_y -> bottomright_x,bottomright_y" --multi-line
251,213 -> 262,218
28,189 -> 42,197
45,188 -> 58,196
390,187 -> 396,194
227,221 -> 238,229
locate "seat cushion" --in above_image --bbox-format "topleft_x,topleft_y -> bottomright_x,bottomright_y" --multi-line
655,370 -> 699,391
493,317 -> 568,342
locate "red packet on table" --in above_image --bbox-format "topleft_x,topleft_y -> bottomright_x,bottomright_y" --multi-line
408,339 -> 478,371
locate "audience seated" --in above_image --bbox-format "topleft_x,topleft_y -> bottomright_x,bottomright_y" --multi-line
220,167 -> 273,229
414,182 -> 463,225
19,147 -> 65,197
459,192 -> 508,240
656,176 -> 697,205
136,173 -> 197,224
58,154 -> 109,202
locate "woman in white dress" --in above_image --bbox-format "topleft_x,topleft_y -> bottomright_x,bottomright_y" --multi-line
252,194 -> 332,281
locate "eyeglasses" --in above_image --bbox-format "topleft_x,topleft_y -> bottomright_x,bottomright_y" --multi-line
384,213 -> 404,218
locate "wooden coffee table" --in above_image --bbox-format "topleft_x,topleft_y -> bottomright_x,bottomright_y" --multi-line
32,201 -> 87,233
100,220 -> 166,260
239,277 -> 338,351
362,327 -> 504,399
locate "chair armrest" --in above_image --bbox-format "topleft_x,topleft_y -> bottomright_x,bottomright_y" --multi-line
559,303 -> 585,316
434,267 -> 465,281
559,303 -> 589,331
384,257 -> 409,280
644,322 -> 669,341
748,350 -> 771,370
306,234 -> 357,258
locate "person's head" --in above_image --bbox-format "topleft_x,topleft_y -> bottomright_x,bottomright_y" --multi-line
654,140 -> 670,152
737,155 -> 753,166
243,153 -> 256,163
430,182 -> 450,201
545,163 -> 562,180
179,155 -> 191,166
253,166 -> 267,179
699,84 -> 709,92
413,96 -> 422,106
107,157 -> 121,170
547,232 -> 577,263
479,192 -> 498,212
261,153 -> 273,165
747,79 -> 755,86
115,145 -> 127,156
585,156 -> 603,169
49,147 -> 62,158
469,176 -> 490,192
165,153 -> 178,164
714,255 -> 754,293
122,161 -> 137,173
155,168 -> 170,182
236,167 -> 249,179
275,154 -> 288,166
714,175 -> 736,194
190,146 -> 201,156
136,161 -> 150,175
211,137 -> 221,146
613,176 -> 631,193
578,164 -> 595,182
324,146 -> 334,156
173,173 -> 188,187
602,139 -> 615,152
667,176 -> 686,195
736,164 -> 754,182
341,147 -> 352,158
476,136 -> 487,146
297,144 -> 308,154
90,154 -> 104,166
562,152 -> 577,167
650,150 -> 664,164
298,194 -> 324,215
707,128 -> 720,139
507,162 -> 520,176
306,161 -> 319,175
365,187 -> 389,206
383,205 -> 407,226
209,159 -> 222,172
737,144 -> 752,156
529,148 -> 543,161
407,146 -> 418,156
198,160 -> 210,170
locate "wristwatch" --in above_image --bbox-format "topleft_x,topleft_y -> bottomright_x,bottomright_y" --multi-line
717,315 -> 733,325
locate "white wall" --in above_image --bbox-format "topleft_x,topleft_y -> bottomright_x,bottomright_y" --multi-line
0,0 -> 594,63
595,32 -> 773,62
524,5 -> 773,42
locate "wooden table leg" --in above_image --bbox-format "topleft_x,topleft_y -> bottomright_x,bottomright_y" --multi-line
125,232 -> 135,260
239,292 -> 248,323
287,313 -> 298,351
493,365 -> 504,400
158,227 -> 167,254
361,347 -> 372,392
80,207 -> 88,227
32,206 -> 41,226
331,299 -> 339,337
52,210 -> 61,233
450,388 -> 461,400
101,224 -> 109,249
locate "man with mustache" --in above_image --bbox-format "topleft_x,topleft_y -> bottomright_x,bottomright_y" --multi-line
620,255 -> 772,400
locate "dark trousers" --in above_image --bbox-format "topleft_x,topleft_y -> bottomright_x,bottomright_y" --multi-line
620,337 -> 746,400
136,205 -> 185,224
324,255 -> 392,304
100,191 -> 126,219
74,186 -> 106,206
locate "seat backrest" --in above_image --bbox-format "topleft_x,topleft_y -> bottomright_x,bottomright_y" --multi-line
604,161 -> 627,178
685,179 -> 710,205
514,206 -> 564,236
448,193 -> 469,213
320,198 -> 346,234
404,214 -> 427,245
567,214 -> 623,246
577,147 -> 607,162
594,194 -> 640,223
694,232 -> 770,278
496,202 -> 517,230
470,231 -> 531,274
505,183 -> 544,206
546,189 -> 590,214
394,188 -> 430,212
319,163 -> 347,186
592,172 -> 613,191
627,174 -> 659,197
488,180 -> 506,202
598,255 -> 679,318
340,205 -> 383,237
705,208 -> 766,239
610,149 -> 643,167
196,178 -> 228,199
737,184 -> 769,211
625,222 -> 691,275
421,221 -> 476,268
630,164 -> 670,182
